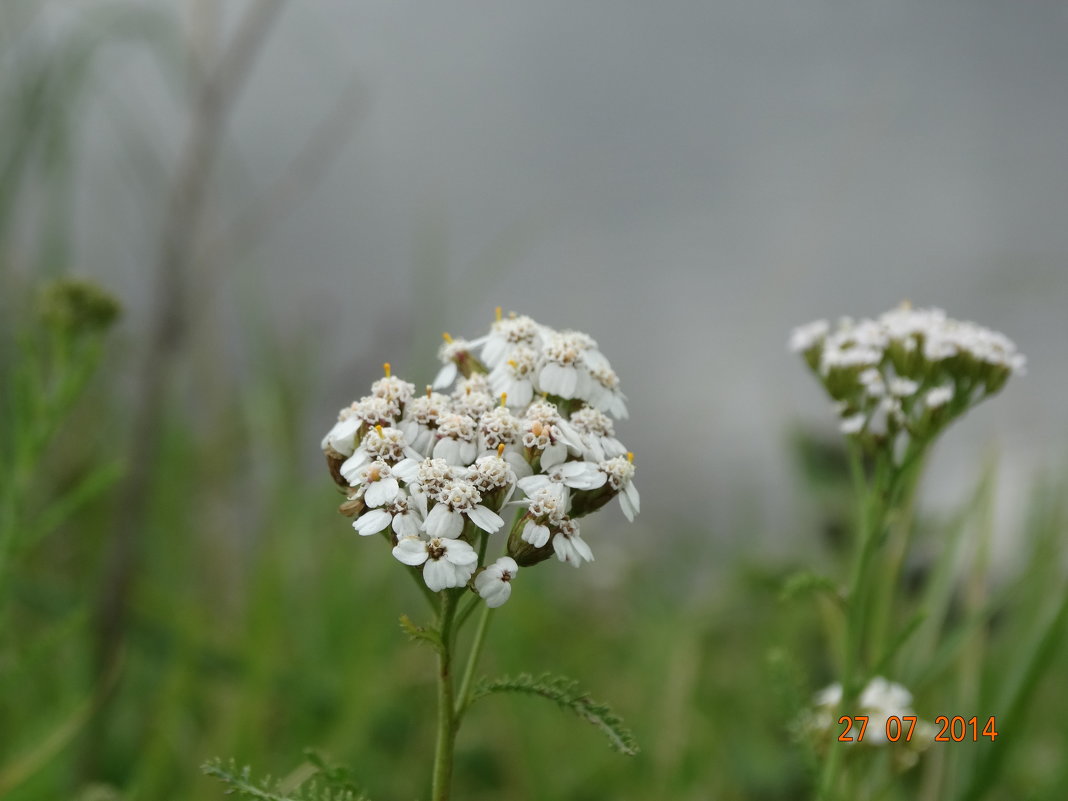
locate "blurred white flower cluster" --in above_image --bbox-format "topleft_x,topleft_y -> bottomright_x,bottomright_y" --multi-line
321,311 -> 639,607
804,676 -> 935,766
790,303 -> 1025,455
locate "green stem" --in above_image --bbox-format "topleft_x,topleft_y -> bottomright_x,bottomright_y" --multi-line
431,590 -> 460,801
818,447 -> 891,801
455,601 -> 494,719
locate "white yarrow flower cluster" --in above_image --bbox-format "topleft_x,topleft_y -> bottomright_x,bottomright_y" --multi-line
790,303 -> 1025,457
805,676 -> 936,764
322,312 -> 639,608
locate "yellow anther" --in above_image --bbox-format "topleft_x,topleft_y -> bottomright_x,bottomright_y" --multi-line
499,393 -> 507,407
497,443 -> 505,457
426,385 -> 433,398
627,452 -> 634,463
507,359 -> 518,369
495,305 -> 502,322
466,385 -> 472,395
375,424 -> 385,438
442,332 -> 453,343
383,362 -> 391,377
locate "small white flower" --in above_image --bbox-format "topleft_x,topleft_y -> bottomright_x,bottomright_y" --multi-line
600,454 -> 639,522
840,413 -> 866,435
400,391 -> 453,455
423,478 -> 504,538
519,484 -> 569,547
392,536 -> 478,591
568,406 -> 627,462
518,461 -> 606,496
432,413 -> 479,466
552,520 -> 593,567
925,384 -> 953,408
341,460 -> 401,507
353,493 -> 423,537
789,319 -> 829,353
433,336 -> 474,389
489,345 -> 538,408
479,313 -> 543,368
474,557 -> 519,607
341,425 -> 423,472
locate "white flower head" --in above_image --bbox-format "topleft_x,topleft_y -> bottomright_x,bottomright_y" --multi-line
474,557 -> 519,607
392,536 -> 478,591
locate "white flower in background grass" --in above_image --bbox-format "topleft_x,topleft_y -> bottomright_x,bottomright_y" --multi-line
392,536 -> 478,591
810,677 -> 934,749
790,302 -> 1025,457
322,308 -> 638,603
474,557 -> 519,607
423,477 -> 504,539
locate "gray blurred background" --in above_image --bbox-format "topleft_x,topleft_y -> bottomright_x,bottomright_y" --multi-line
8,0 -> 1068,559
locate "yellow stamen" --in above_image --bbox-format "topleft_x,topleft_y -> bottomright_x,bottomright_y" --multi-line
507,359 -> 517,369
466,386 -> 472,396
426,385 -> 432,398
375,424 -> 384,438
495,305 -> 502,322
442,332 -> 453,343
499,393 -> 507,407
383,362 -> 391,377
497,443 -> 505,457
627,452 -> 634,463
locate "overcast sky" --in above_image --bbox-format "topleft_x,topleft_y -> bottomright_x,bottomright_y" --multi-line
58,0 -> 1068,556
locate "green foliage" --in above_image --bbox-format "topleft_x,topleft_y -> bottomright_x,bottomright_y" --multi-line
201,756 -> 370,801
470,672 -> 639,756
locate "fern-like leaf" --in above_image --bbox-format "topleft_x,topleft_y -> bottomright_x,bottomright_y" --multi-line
399,614 -> 443,652
201,757 -> 370,801
470,672 -> 639,755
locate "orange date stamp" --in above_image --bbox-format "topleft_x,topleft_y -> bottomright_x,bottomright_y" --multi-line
837,715 -> 999,743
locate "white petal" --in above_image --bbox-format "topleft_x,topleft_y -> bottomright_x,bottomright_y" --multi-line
392,511 -> 420,539
522,521 -> 549,548
354,508 -> 392,536
365,476 -> 400,508
327,417 -> 361,456
392,537 -> 429,566
340,452 -> 368,485
620,482 -> 640,521
392,457 -> 421,483
433,438 -> 462,465
433,362 -> 457,390
424,504 -> 464,539
467,505 -> 505,534
441,538 -> 478,565
517,474 -> 550,496
540,443 -> 567,469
